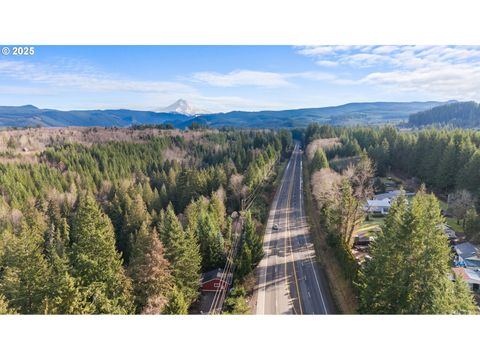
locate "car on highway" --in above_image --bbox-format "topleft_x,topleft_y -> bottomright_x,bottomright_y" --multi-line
272,223 -> 280,231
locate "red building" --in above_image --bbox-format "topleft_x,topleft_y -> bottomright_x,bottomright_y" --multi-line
200,268 -> 232,292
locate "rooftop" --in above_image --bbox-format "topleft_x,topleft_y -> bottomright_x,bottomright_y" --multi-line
452,267 -> 480,283
367,199 -> 391,208
454,242 -> 478,259
201,268 -> 233,284
374,190 -> 415,201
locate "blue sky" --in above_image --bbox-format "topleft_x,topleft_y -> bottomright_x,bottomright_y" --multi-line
0,45 -> 479,112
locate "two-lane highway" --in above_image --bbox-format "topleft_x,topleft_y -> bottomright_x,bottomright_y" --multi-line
254,142 -> 335,314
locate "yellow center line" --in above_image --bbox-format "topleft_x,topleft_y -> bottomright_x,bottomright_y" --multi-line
285,148 -> 303,315
284,158 -> 296,315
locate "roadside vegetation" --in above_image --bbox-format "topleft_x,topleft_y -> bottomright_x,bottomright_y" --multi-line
227,143 -> 293,314
302,161 -> 358,313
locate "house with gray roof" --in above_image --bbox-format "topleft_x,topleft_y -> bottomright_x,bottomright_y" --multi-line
454,242 -> 480,269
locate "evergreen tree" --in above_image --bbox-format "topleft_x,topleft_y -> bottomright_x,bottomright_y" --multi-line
464,209 -> 480,244
129,223 -> 173,313
369,139 -> 390,176
0,225 -> 51,314
163,287 -> 188,314
161,205 -> 201,305
209,190 -> 226,229
359,188 -> 477,314
224,216 -> 233,251
235,242 -> 252,282
0,294 -> 15,314
243,211 -> 263,266
44,240 -> 89,314
159,184 -> 168,210
224,287 -> 250,314
160,203 -> 184,252
358,192 -> 409,313
197,213 -> 225,270
70,194 -> 134,314
120,192 -> 151,262
310,148 -> 329,172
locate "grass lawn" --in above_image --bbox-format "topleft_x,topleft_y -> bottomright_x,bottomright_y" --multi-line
445,217 -> 464,234
355,216 -> 385,236
439,200 -> 464,233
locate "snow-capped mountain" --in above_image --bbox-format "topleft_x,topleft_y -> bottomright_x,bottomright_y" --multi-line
157,99 -> 210,116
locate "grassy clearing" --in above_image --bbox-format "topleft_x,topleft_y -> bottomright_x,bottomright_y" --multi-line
439,200 -> 464,233
446,217 -> 464,233
356,216 -> 384,235
302,157 -> 358,314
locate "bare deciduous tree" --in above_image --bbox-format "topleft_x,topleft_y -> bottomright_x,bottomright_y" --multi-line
306,138 -> 341,161
229,173 -> 247,206
311,168 -> 342,208
341,154 -> 375,247
448,189 -> 476,228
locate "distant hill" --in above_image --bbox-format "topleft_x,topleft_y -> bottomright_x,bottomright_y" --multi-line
0,106 -> 191,128
0,101 -> 448,129
408,101 -> 480,128
192,101 -> 446,128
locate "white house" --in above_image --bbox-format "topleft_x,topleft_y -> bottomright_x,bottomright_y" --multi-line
365,191 -> 415,216
365,198 -> 391,215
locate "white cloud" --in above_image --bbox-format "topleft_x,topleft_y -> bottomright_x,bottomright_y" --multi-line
0,59 -> 195,95
297,45 -> 355,57
191,69 -> 341,88
191,70 -> 292,88
316,60 -> 338,67
0,85 -> 53,96
361,64 -> 480,100
371,45 -> 399,54
296,45 -> 480,100
297,45 -> 480,69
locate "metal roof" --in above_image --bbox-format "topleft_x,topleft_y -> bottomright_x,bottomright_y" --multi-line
454,242 -> 478,259
201,268 -> 233,284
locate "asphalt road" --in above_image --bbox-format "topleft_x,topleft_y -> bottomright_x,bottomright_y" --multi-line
254,142 -> 335,314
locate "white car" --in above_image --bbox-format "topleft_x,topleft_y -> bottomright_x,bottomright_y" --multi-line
273,224 -> 280,231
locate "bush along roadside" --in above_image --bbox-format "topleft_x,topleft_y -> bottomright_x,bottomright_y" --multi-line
302,152 -> 359,314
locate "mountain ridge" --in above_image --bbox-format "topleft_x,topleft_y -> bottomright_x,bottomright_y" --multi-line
0,101 -> 451,129
407,101 -> 480,128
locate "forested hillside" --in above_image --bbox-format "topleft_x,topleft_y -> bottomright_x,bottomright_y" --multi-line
408,101 -> 480,128
194,101 -> 445,128
0,105 -> 191,128
305,123 -> 480,195
0,127 -> 292,314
